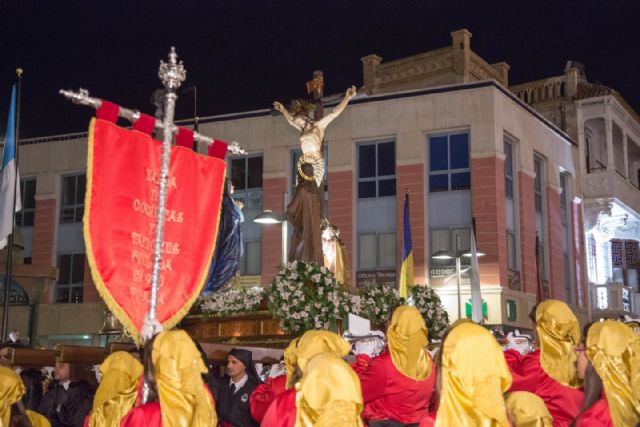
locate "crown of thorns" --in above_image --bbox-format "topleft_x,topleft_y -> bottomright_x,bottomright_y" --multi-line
289,99 -> 316,115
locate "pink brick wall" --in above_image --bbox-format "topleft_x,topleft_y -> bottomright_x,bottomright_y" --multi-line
31,198 -> 56,268
396,164 -> 425,283
518,172 -> 537,294
260,177 -> 287,285
327,171 -> 354,282
471,157 -> 507,287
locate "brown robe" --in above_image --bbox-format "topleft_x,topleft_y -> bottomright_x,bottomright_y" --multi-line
287,163 -> 323,264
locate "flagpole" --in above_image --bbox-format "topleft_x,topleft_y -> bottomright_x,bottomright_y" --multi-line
1,68 -> 23,343
470,216 -> 483,323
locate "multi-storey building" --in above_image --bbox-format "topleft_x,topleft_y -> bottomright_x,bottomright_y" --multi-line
511,64 -> 640,320
5,28 -> 637,345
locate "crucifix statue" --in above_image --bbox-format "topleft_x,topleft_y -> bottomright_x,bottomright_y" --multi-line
273,82 -> 356,264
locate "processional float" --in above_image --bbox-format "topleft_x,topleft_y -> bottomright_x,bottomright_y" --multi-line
60,48 -> 246,346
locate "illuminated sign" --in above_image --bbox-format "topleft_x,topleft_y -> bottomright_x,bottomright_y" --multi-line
596,287 -> 608,310
0,277 -> 29,306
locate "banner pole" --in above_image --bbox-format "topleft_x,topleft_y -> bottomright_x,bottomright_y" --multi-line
144,48 -> 185,339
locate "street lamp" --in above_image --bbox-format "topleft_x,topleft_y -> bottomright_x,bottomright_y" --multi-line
253,210 -> 281,224
253,192 -> 289,265
431,247 -> 485,320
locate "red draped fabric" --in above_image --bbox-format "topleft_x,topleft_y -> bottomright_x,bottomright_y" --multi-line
176,127 -> 194,149
208,139 -> 228,159
260,388 -> 296,427
96,100 -> 120,123
574,399 -> 613,427
120,402 -> 162,427
250,375 -> 287,423
418,412 -> 436,427
505,349 -> 584,427
133,113 -> 156,135
353,350 -> 436,424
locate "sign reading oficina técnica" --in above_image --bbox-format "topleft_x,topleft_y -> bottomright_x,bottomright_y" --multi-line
356,269 -> 397,287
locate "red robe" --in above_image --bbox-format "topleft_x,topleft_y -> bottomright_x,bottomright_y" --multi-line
504,349 -> 583,427
120,382 -> 215,427
260,388 -> 296,427
574,398 -> 613,427
120,402 -> 162,427
353,350 -> 436,424
250,375 -> 287,423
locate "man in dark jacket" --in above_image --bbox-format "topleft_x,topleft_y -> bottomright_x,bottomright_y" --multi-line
215,348 -> 263,427
37,362 -> 93,427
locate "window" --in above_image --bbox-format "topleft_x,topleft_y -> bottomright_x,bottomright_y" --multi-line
534,155 -> 549,280
16,178 -> 36,227
430,227 -> 471,265
563,253 -> 572,304
503,135 -> 519,271
534,158 -> 543,213
231,156 -> 263,190
56,253 -> 85,303
358,232 -> 396,269
560,172 -> 573,303
536,237 -> 547,280
358,141 -> 396,198
60,174 -> 85,223
504,139 -> 514,198
241,241 -> 261,276
428,132 -> 470,192
560,173 -> 568,225
229,155 -> 263,276
507,231 -> 518,271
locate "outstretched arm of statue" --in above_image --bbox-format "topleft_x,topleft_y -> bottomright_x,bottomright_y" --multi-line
273,101 -> 303,131
316,85 -> 357,130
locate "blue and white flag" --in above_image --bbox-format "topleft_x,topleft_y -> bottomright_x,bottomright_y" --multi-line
0,85 -> 21,250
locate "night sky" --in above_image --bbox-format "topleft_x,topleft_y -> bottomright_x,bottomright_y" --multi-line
1,0 -> 639,139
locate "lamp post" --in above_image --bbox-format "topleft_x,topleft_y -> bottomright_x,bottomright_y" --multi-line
253,192 -> 289,265
432,246 -> 485,320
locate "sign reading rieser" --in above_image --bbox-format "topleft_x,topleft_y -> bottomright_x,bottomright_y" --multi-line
84,118 -> 225,343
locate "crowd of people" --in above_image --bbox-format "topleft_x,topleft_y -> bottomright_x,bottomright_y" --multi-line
1,299 -> 639,427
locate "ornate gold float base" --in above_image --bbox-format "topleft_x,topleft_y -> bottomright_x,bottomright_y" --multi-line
181,310 -> 294,348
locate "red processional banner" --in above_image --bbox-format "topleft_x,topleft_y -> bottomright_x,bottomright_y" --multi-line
84,118 -> 225,343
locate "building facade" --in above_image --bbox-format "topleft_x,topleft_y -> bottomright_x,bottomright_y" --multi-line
6,29 -> 639,345
511,63 -> 640,320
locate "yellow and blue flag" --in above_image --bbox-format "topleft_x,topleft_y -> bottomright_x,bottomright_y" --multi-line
399,191 -> 413,298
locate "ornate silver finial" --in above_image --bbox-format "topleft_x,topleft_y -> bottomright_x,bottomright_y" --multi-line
158,47 -> 186,92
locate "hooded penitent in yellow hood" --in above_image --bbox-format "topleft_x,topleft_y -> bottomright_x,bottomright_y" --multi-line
435,322 -> 512,427
586,320 -> 640,427
535,299 -> 581,387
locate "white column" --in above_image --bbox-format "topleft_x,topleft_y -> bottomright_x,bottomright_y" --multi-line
576,105 -> 587,175
622,127 -> 629,180
605,104 -> 614,172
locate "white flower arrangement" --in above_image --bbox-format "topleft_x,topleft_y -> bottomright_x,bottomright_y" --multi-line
409,284 -> 450,339
351,281 -> 403,325
268,261 -> 351,335
199,286 -> 265,318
